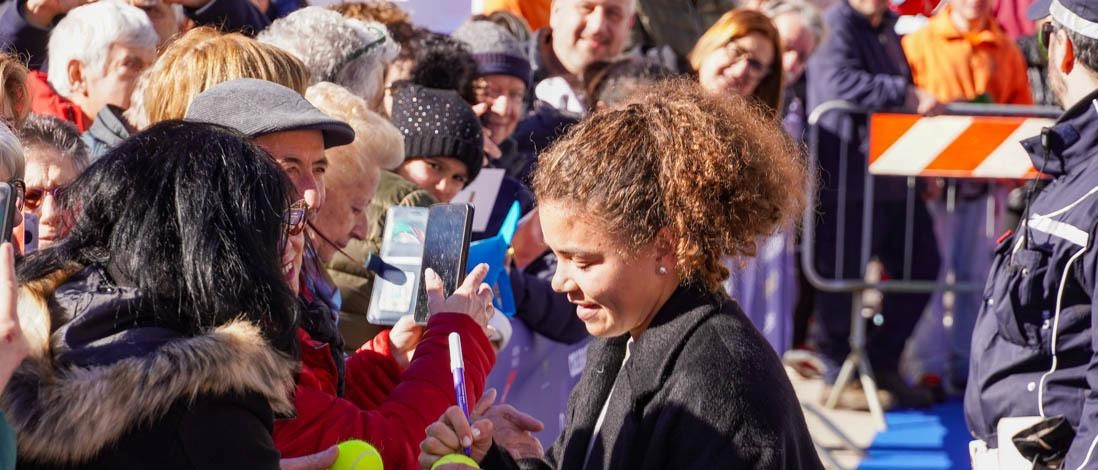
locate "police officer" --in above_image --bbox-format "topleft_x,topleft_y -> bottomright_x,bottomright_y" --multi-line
965,0 -> 1098,468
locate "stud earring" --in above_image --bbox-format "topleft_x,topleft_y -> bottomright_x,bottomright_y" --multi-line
657,266 -> 668,275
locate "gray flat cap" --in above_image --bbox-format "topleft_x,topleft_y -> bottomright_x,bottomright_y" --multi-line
184,78 -> 355,148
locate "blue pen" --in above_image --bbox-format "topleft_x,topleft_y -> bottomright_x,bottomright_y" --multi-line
448,332 -> 472,456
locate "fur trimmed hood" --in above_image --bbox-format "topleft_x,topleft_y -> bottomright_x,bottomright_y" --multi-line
2,267 -> 298,465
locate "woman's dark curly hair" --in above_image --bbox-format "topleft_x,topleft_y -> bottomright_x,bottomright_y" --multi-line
533,79 -> 808,293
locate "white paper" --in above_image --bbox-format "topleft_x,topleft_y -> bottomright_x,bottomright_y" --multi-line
453,168 -> 506,232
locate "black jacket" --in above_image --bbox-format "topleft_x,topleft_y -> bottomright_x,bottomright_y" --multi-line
483,284 -> 823,470
2,266 -> 297,470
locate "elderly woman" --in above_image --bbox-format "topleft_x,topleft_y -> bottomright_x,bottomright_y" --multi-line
689,9 -> 785,113
420,80 -> 823,469
3,121 -> 301,469
258,7 -> 398,112
17,115 -> 90,251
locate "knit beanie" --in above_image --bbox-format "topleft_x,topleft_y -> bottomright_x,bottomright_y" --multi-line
451,20 -> 532,87
390,83 -> 484,183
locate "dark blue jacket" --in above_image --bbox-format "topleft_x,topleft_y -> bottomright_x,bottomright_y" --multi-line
0,0 -> 269,71
964,87 -> 1098,469
805,1 -> 912,202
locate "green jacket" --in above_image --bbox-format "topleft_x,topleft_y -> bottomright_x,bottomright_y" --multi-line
327,171 -> 437,351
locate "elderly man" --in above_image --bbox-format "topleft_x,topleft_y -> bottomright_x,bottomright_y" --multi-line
25,2 -> 157,132
965,0 -> 1098,467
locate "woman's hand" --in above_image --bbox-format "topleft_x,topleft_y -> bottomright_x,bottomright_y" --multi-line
279,446 -> 338,470
419,405 -> 494,469
0,242 -> 28,391
389,315 -> 424,369
424,264 -> 494,334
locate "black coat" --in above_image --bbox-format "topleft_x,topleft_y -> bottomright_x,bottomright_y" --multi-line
2,267 -> 297,470
483,284 -> 823,469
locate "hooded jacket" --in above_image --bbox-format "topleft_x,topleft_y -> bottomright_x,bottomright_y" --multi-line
2,265 -> 297,470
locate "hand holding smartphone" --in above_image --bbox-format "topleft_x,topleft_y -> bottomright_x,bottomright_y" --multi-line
414,203 -> 474,324
0,182 -> 17,243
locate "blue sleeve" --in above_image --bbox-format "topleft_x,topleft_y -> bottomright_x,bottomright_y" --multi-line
508,264 -> 588,344
0,0 -> 50,71
805,22 -> 910,110
1063,224 -> 1098,469
185,0 -> 269,36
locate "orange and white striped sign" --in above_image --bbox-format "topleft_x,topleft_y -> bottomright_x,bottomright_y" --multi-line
868,113 -> 1055,179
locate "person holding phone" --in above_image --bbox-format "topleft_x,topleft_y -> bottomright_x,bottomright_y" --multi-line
419,79 -> 823,470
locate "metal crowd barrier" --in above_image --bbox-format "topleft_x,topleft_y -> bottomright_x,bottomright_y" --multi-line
800,100 -> 1060,435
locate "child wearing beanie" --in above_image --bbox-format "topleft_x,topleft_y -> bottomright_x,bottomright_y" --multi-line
389,82 -> 485,203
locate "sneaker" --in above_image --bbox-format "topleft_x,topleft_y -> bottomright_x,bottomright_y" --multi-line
876,370 -> 935,409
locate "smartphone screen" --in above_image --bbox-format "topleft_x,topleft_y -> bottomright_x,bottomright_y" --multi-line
414,203 -> 474,324
367,206 -> 429,325
0,183 -> 14,244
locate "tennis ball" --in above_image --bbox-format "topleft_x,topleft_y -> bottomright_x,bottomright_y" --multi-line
332,440 -> 383,470
430,453 -> 481,469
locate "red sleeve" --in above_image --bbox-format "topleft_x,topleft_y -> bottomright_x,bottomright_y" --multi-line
274,313 -> 495,469
344,330 -> 402,409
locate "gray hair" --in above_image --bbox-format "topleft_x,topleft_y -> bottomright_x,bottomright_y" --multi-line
18,115 -> 90,172
0,124 -> 23,180
763,0 -> 827,45
46,2 -> 158,97
258,7 -> 399,101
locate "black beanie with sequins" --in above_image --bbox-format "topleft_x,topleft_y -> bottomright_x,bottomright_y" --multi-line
390,82 -> 484,183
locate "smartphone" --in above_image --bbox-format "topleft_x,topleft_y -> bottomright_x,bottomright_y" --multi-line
0,183 -> 15,243
413,203 -> 474,324
366,206 -> 430,325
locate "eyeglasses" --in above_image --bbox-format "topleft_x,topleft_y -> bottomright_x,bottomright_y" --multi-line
724,43 -> 771,80
283,199 -> 308,236
474,80 -> 526,104
1038,22 -> 1057,59
23,186 -> 63,211
7,179 -> 24,211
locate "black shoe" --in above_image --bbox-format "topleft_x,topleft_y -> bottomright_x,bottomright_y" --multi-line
875,370 -> 935,409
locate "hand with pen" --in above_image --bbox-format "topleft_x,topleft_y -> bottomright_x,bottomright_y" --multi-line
418,387 -> 545,469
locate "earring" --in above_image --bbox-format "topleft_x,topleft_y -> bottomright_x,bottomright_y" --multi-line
657,266 -> 668,275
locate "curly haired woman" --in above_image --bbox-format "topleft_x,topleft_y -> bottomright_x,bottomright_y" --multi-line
419,79 -> 824,470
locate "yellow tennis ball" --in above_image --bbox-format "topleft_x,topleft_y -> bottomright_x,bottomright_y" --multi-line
430,453 -> 481,469
332,440 -> 383,470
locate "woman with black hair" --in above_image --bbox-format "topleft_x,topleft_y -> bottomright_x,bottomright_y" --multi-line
2,121 -> 301,470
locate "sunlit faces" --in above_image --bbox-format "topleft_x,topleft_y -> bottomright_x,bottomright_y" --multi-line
313,164 -> 379,263
549,0 -> 635,76
771,13 -> 818,84
22,145 -> 81,248
474,75 -> 526,144
78,42 -> 156,117
396,156 -> 469,203
254,129 -> 328,211
697,32 -> 776,97
539,201 -> 679,338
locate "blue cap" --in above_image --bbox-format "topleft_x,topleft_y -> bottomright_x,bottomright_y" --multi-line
1028,0 -> 1098,41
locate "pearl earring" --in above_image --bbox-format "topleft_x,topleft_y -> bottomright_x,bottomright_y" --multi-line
657,266 -> 668,275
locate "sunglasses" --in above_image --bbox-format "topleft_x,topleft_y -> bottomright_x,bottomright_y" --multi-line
23,186 -> 63,211
283,199 -> 308,236
1038,22 -> 1057,59
7,179 -> 24,211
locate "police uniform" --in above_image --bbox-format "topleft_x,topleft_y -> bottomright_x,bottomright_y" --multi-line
964,0 -> 1098,460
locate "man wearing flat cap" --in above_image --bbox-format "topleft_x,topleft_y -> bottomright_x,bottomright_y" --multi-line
965,0 -> 1098,468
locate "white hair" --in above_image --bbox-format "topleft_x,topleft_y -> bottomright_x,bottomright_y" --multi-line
763,0 -> 828,45
258,7 -> 399,100
46,2 -> 157,98
0,124 -> 24,180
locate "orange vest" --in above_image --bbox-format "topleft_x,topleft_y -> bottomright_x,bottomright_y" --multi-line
901,5 -> 1033,105
482,0 -> 551,31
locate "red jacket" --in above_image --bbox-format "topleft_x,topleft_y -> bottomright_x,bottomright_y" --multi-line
26,71 -> 91,132
274,313 -> 494,469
